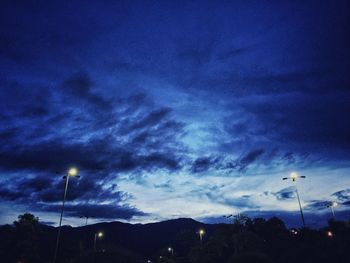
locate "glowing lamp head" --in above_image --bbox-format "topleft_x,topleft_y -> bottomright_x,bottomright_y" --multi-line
332,202 -> 338,207
327,231 -> 333,237
290,172 -> 298,179
98,232 -> 103,238
68,167 -> 78,176
168,247 -> 172,252
199,229 -> 205,235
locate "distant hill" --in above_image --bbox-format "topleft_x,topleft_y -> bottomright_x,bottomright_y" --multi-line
60,218 -> 216,258
0,217 -> 218,261
2,216 -> 349,263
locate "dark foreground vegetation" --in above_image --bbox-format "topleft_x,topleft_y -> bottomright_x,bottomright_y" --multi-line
0,213 -> 349,263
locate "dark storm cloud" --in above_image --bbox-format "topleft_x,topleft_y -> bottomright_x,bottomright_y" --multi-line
0,174 -> 115,203
238,149 -> 265,167
0,173 -> 146,220
62,73 -> 112,110
190,148 -> 302,175
273,187 -> 296,201
0,73 -> 185,174
219,89 -> 350,164
0,128 -> 18,140
0,70 -> 185,221
123,108 -> 172,133
305,200 -> 332,211
227,149 -> 265,173
191,156 -> 221,173
0,140 -> 106,172
332,189 -> 350,202
37,203 -> 146,220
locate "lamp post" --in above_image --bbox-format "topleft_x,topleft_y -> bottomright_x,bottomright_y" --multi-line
94,232 -> 103,251
53,167 -> 80,263
198,229 -> 205,244
168,246 -> 174,256
283,172 -> 306,227
327,202 -> 338,219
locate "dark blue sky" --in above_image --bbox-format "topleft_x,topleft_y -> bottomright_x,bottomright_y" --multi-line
0,0 -> 349,228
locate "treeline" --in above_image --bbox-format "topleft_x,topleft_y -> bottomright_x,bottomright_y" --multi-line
0,213 -> 349,263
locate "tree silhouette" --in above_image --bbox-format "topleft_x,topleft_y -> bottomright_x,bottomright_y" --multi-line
13,213 -> 41,263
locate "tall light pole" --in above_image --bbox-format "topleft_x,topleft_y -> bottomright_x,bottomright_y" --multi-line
283,172 -> 306,227
168,246 -> 174,256
53,167 -> 80,263
327,202 -> 338,219
93,232 -> 103,263
198,229 -> 205,244
94,232 -> 104,251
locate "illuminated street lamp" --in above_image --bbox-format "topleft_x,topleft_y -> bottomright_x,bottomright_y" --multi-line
94,232 -> 104,251
283,172 -> 306,227
327,231 -> 333,237
290,229 -> 298,235
168,246 -> 174,256
327,202 -> 338,219
198,229 -> 205,244
53,167 -> 80,263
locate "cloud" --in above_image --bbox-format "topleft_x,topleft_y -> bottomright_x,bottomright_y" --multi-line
191,156 -> 221,173
37,203 -> 146,220
305,200 -> 333,211
0,72 -> 186,222
332,189 -> 350,202
0,172 -> 147,220
228,149 -> 265,173
0,74 -> 185,174
273,187 -> 296,201
61,73 -> 112,110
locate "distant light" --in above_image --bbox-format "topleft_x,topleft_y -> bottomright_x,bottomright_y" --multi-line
291,229 -> 298,235
98,232 -> 103,238
199,229 -> 205,235
168,247 -> 172,252
327,231 -> 333,237
68,167 -> 78,176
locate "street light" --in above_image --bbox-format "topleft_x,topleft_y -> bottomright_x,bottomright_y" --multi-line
53,167 -> 80,263
327,202 -> 338,219
94,232 -> 104,251
168,246 -> 174,256
282,172 -> 306,227
327,231 -> 333,237
198,229 -> 205,244
290,229 -> 298,235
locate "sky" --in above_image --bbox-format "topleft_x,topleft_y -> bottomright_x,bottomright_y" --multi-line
0,0 -> 349,228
